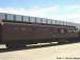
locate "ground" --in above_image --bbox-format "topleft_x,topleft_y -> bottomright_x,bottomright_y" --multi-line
0,43 -> 80,60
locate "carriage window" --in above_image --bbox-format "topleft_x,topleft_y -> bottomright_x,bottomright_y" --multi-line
47,19 -> 52,24
23,16 -> 29,22
62,21 -> 65,25
52,20 -> 55,24
36,18 -> 42,23
66,22 -> 68,25
59,21 -> 63,25
69,22 -> 73,26
42,18 -> 46,23
63,21 -> 65,25
15,15 -> 22,21
29,17 -> 35,23
7,14 -> 14,21
54,20 -> 57,24
56,21 -> 64,25
58,21 -> 60,24
0,13 -> 5,20
67,22 -> 70,26
55,20 -> 59,24
57,21 -> 62,25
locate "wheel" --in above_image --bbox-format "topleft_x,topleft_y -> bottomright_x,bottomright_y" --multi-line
58,42 -> 64,45
58,40 -> 70,45
6,43 -> 26,49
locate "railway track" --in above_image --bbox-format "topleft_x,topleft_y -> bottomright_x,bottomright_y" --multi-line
0,41 -> 79,53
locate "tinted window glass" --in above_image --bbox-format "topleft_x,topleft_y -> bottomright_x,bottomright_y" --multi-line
42,18 -> 46,23
47,19 -> 52,24
15,15 -> 22,21
63,22 -> 67,25
7,14 -> 14,20
57,21 -> 61,25
0,13 -> 5,20
59,21 -> 63,25
62,21 -> 65,25
55,20 -> 61,25
29,17 -> 35,23
52,20 -> 56,24
36,18 -> 42,23
23,16 -> 29,22
68,22 -> 72,26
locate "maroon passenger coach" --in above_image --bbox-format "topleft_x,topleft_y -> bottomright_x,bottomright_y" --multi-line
0,13 -> 79,48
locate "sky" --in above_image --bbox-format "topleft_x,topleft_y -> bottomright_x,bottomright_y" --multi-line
0,0 -> 80,23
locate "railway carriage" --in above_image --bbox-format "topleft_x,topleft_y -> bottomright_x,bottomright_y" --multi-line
0,13 -> 79,48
